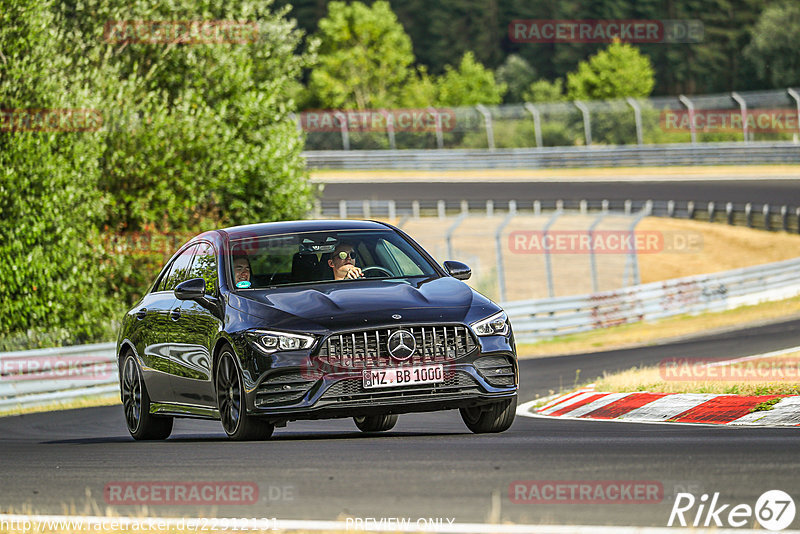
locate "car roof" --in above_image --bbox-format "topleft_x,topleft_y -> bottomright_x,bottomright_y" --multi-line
220,219 -> 390,240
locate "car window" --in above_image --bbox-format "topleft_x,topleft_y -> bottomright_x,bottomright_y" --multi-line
376,238 -> 424,276
162,244 -> 198,292
188,242 -> 218,296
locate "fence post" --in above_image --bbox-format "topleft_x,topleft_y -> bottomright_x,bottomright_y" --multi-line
380,109 -> 396,150
726,202 -> 734,225
602,199 -> 609,213
495,212 -> 517,302
460,200 -> 469,215
580,199 -> 588,215
624,199 -> 632,215
788,88 -> 800,141
624,209 -> 649,286
763,204 -> 771,231
745,202 -> 752,227
446,212 -> 468,260
533,200 -> 541,216
708,201 -> 715,223
556,199 -> 564,211
574,100 -> 592,146
427,107 -> 444,149
339,200 -> 347,219
475,104 -> 495,151
687,201 -> 695,219
796,207 -> 800,234
437,200 -> 446,220
412,200 -> 420,219
509,199 -> 518,215
363,200 -> 371,219
667,200 -> 675,217
388,200 -> 396,220
543,209 -> 564,298
588,212 -> 608,293
486,200 -> 494,218
626,97 -> 644,145
731,92 -> 749,143
523,102 -> 544,148
678,95 -> 697,144
333,111 -> 350,150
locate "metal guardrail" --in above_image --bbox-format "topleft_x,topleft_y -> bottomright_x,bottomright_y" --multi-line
503,256 -> 800,342
0,342 -> 118,411
303,142 -> 800,170
316,198 -> 800,234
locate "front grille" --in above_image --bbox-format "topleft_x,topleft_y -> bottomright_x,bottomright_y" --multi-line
474,355 -> 516,387
255,371 -> 316,407
319,370 -> 482,405
317,325 -> 477,369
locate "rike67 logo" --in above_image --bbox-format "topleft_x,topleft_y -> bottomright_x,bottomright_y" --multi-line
669,490 -> 796,530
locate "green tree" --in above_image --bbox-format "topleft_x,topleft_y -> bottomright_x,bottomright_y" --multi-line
566,41 -> 655,101
523,79 -> 566,103
436,52 -> 507,106
744,1 -> 800,88
308,1 -> 415,109
496,54 -> 538,103
0,0 -> 113,346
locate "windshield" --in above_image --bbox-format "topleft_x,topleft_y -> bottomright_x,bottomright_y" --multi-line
227,229 -> 438,288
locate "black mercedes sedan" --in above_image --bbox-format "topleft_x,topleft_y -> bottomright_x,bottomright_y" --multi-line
116,220 -> 518,440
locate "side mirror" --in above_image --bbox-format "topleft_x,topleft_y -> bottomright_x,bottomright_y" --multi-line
443,261 -> 471,281
175,277 -> 206,300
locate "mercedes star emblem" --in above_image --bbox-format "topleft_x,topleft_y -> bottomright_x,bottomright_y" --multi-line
387,329 -> 416,361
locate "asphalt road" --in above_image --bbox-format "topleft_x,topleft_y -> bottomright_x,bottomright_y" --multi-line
322,180 -> 800,205
1,319 -> 799,527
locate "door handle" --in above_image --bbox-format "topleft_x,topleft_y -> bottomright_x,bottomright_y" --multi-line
170,308 -> 181,321
136,308 -> 147,320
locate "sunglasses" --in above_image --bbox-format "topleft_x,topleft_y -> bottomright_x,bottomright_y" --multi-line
336,250 -> 357,260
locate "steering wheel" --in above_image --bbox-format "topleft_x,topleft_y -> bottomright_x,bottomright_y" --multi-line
361,266 -> 393,278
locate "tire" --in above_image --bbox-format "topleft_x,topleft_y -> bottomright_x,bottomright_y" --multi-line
216,348 -> 274,441
121,351 -> 173,440
460,396 -> 517,434
353,414 -> 398,432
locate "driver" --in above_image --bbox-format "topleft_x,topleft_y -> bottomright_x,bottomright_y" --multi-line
328,243 -> 363,280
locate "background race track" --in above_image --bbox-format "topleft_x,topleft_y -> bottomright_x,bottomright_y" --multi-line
2,318 -> 799,528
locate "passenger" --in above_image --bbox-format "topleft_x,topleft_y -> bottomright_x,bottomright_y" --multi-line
328,243 -> 363,280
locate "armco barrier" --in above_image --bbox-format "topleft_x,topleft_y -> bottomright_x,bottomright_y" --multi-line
503,256 -> 800,342
0,342 -> 118,411
303,142 -> 800,170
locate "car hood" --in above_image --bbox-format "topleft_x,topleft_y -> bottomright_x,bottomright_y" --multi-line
228,276 -> 493,332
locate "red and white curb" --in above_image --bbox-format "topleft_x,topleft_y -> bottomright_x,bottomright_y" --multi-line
518,387 -> 800,426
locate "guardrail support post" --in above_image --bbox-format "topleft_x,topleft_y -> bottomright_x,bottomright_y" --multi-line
533,200 -> 541,216
763,204 -> 771,231
580,199 -> 588,215
574,100 -> 592,146
796,208 -> 800,234
687,201 -> 695,219
437,200 -> 446,220
678,95 -> 697,144
475,104 -> 495,151
388,200 -> 396,220
781,205 -> 789,232
412,200 -> 420,219
460,200 -> 469,215
667,200 -> 675,217
624,199 -> 632,215
626,97 -> 644,145
313,199 -> 321,218
726,202 -> 734,225
556,199 -> 564,211
486,200 -> 494,218
708,201 -> 715,222
363,200 -> 371,219
333,111 -> 350,150
523,102 -> 544,148
588,212 -> 608,293
509,200 -> 518,215
745,202 -> 752,227
339,200 -> 347,219
731,92 -> 749,143
602,199 -> 609,213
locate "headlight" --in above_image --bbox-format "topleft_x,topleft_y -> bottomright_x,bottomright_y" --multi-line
471,311 -> 509,336
247,330 -> 315,353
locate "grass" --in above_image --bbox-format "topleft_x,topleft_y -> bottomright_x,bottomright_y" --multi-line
517,294 -> 800,358
592,351 -> 800,396
0,395 -> 120,418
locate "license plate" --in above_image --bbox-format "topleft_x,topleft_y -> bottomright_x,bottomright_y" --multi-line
362,364 -> 444,389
